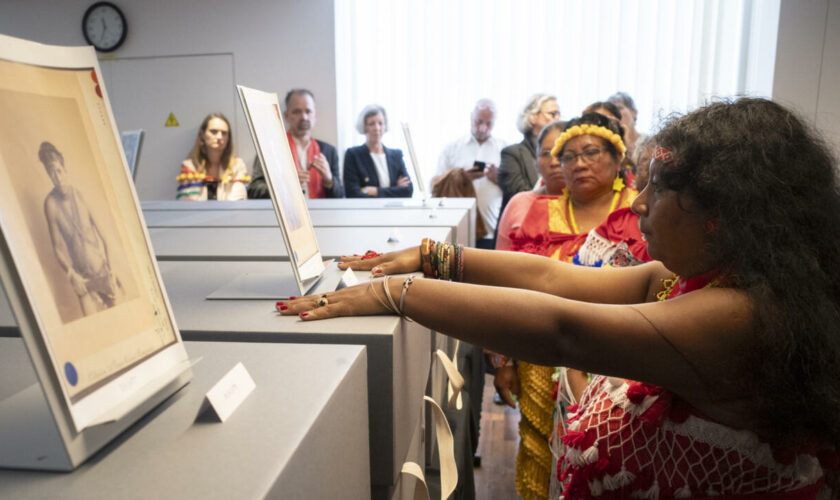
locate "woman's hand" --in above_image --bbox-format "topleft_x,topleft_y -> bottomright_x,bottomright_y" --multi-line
275,279 -> 397,320
338,245 -> 422,276
494,364 -> 521,408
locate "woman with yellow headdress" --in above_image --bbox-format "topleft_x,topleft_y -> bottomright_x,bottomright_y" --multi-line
496,112 -> 650,500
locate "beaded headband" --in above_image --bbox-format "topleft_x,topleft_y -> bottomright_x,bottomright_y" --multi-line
551,124 -> 626,160
653,145 -> 673,163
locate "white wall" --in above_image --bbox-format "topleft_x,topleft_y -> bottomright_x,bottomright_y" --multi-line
0,0 -> 337,199
773,0 -> 840,155
3,0 -> 839,196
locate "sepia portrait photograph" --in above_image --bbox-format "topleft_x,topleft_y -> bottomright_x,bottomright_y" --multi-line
0,89 -> 138,323
0,58 -> 177,402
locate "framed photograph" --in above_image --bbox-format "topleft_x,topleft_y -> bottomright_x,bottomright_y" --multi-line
119,129 -> 144,179
0,35 -> 190,469
236,85 -> 325,295
401,122 -> 427,197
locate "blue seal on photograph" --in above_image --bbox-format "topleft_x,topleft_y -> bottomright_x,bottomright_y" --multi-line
64,362 -> 78,386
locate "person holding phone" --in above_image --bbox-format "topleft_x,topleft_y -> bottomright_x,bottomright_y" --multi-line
278,98 -> 840,498
433,98 -> 508,250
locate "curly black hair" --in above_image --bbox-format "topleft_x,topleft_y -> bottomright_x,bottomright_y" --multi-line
654,98 -> 840,454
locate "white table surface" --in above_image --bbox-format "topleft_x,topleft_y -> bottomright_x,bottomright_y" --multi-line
141,198 -> 476,211
0,339 -> 370,499
153,261 -> 431,493
148,226 -> 451,261
141,208 -> 470,247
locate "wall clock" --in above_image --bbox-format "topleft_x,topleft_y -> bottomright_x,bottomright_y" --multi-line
82,2 -> 127,52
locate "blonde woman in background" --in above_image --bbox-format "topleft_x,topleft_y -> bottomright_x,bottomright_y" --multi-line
177,113 -> 249,201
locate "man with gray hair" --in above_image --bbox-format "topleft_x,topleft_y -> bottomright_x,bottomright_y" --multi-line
248,88 -> 344,198
434,98 -> 507,249
608,91 -> 642,158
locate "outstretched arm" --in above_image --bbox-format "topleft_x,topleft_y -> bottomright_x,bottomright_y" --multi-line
279,276 -> 753,424
341,244 -> 668,305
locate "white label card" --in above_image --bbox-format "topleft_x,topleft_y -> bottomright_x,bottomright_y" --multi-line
337,267 -> 359,290
200,362 -> 255,423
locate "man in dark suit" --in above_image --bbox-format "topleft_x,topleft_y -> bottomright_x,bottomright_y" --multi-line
248,88 -> 344,198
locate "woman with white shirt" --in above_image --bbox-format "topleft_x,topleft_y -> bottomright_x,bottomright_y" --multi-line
343,104 -> 413,198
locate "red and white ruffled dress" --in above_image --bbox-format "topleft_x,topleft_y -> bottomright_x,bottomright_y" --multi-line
553,276 -> 835,499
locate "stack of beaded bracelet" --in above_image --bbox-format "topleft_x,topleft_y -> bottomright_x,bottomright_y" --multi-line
419,237 -> 464,281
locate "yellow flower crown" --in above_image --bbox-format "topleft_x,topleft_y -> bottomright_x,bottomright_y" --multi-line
550,124 -> 627,160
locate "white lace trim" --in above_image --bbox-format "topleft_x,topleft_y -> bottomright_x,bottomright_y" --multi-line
576,230 -> 616,266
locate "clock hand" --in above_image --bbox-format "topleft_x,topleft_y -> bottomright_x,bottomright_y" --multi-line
101,18 -> 106,34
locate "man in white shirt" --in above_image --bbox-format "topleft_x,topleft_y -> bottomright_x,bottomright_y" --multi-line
434,98 -> 507,249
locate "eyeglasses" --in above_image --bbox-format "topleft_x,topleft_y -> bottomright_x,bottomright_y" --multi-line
559,148 -> 604,166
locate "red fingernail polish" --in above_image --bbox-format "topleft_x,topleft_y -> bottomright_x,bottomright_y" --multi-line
280,305 -> 288,311
289,296 -> 296,300
276,301 -> 285,306
299,312 -> 308,318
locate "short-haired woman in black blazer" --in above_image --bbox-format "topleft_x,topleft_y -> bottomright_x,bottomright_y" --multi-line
343,104 -> 413,198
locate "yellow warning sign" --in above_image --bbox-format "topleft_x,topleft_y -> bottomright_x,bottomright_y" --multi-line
165,112 -> 180,127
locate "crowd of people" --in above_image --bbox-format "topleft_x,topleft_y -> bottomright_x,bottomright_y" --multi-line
174,89 -> 840,499
272,96 -> 840,500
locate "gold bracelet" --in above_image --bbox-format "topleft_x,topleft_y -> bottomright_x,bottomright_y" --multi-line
421,238 -> 435,277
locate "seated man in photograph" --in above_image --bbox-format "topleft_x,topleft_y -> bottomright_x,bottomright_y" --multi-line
433,98 -> 507,249
40,141 -> 121,315
248,88 -> 344,199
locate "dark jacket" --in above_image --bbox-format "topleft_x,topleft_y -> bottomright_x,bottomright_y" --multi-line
248,139 -> 344,199
343,144 -> 413,198
498,134 -> 539,212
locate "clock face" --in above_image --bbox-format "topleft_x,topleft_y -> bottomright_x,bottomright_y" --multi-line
82,2 -> 127,52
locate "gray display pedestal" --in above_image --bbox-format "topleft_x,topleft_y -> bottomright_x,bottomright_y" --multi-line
0,338 -> 370,499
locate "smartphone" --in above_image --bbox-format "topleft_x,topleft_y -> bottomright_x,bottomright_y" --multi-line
472,160 -> 486,172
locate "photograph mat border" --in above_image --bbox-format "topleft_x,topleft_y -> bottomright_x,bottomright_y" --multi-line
0,34 -> 189,434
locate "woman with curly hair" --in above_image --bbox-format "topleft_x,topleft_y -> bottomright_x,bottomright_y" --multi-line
279,98 -> 840,498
